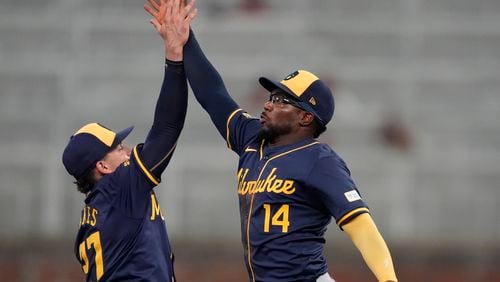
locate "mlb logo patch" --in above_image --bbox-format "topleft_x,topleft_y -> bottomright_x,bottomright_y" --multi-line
344,190 -> 361,202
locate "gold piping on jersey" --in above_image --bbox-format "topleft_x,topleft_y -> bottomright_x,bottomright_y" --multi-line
226,109 -> 244,150
150,143 -> 177,171
246,190 -> 256,281
337,207 -> 370,227
245,140 -> 320,282
75,123 -> 116,147
259,139 -> 265,160
133,146 -> 160,186
280,70 -> 319,98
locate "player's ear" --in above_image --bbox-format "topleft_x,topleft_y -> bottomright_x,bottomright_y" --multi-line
298,111 -> 315,127
95,160 -> 111,175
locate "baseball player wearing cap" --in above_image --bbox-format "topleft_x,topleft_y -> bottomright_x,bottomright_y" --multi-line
146,0 -> 397,281
62,7 -> 195,281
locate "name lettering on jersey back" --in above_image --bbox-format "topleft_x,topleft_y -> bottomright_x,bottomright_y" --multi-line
237,167 -> 296,196
80,205 -> 99,227
79,195 -> 164,227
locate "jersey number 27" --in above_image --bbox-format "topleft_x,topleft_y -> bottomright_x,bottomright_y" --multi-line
79,231 -> 104,281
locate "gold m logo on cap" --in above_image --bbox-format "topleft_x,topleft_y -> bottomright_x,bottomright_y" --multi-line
280,70 -> 319,97
74,123 -> 116,147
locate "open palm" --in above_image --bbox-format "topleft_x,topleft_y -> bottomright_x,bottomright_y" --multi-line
144,0 -> 197,48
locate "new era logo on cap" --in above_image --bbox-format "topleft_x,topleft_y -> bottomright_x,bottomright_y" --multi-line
308,97 -> 317,106
259,70 -> 335,126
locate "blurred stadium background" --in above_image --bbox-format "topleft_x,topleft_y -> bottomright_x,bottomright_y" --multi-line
1,0 -> 500,281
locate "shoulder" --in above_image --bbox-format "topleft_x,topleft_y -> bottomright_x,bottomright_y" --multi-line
310,143 -> 351,175
85,182 -> 109,206
228,109 -> 258,123
315,143 -> 345,161
88,160 -> 143,202
306,142 -> 342,163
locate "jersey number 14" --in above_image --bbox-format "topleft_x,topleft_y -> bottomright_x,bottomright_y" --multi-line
263,204 -> 290,233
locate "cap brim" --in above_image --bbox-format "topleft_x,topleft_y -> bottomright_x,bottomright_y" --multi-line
259,77 -> 296,98
114,125 -> 134,146
259,77 -> 326,126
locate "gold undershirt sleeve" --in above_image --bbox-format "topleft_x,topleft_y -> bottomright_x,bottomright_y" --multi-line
343,213 -> 398,282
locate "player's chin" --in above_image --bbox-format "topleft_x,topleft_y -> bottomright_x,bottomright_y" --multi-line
260,120 -> 271,131
258,126 -> 273,140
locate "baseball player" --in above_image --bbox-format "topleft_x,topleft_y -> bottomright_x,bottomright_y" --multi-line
146,0 -> 397,281
61,5 -> 196,281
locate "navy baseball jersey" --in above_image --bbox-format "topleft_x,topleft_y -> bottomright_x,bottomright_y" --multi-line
183,32 -> 369,282
64,60 -> 187,281
74,145 -> 174,282
224,109 -> 369,282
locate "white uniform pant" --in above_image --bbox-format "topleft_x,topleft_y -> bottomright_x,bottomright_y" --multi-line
316,272 -> 336,282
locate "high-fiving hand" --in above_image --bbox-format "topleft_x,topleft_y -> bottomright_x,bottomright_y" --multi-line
144,0 -> 197,61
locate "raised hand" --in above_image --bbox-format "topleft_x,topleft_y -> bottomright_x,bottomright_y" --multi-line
144,0 -> 166,25
144,0 -> 197,61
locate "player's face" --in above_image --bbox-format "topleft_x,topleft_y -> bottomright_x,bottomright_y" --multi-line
101,143 -> 132,173
259,91 -> 305,143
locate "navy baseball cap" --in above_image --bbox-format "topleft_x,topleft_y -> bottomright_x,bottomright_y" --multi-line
62,123 -> 133,180
259,70 -> 335,127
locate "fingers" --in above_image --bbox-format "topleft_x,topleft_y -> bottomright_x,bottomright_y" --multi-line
182,0 -> 197,20
171,0 -> 180,19
185,7 -> 197,24
178,0 -> 184,13
147,0 -> 161,11
149,18 -> 162,32
185,0 -> 196,12
146,0 -> 196,33
143,3 -> 158,18
166,0 -> 173,24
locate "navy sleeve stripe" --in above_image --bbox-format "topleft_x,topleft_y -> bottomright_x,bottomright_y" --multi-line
150,143 -> 177,171
337,207 -> 370,229
133,146 -> 160,186
226,108 -> 243,150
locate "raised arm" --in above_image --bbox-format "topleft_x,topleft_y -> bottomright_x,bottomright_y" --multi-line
146,0 -> 240,137
183,30 -> 241,134
139,0 -> 196,178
